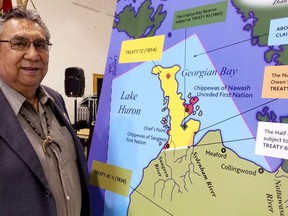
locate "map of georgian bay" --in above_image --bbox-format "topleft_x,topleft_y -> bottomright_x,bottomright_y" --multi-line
126,55 -> 288,215
108,33 -> 287,215
88,0 -> 288,215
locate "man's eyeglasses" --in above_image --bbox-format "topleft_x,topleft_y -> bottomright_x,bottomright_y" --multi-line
0,38 -> 52,52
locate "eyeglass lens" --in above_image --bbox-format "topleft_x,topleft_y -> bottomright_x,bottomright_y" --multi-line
10,37 -> 51,52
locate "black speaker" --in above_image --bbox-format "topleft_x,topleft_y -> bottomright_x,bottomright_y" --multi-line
64,67 -> 85,97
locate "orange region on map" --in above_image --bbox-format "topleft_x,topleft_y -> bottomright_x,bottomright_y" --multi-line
262,65 -> 288,98
152,65 -> 200,148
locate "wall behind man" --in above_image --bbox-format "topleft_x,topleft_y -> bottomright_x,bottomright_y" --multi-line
22,0 -> 115,122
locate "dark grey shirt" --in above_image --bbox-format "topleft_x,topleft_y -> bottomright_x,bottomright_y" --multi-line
0,80 -> 81,216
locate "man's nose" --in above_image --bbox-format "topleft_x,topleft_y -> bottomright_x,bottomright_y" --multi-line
24,43 -> 41,60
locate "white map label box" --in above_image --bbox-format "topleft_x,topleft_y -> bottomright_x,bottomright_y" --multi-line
256,121 -> 288,160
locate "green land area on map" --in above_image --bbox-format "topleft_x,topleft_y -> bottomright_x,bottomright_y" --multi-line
129,130 -> 288,216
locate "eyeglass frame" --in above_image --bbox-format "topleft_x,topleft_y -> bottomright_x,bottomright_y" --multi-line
0,37 -> 52,52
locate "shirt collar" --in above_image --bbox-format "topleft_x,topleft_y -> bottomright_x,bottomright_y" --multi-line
0,79 -> 55,115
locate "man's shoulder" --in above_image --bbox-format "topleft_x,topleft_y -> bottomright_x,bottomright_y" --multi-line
42,85 -> 59,96
42,85 -> 64,106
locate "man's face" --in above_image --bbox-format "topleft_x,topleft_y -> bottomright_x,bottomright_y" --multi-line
0,18 -> 49,96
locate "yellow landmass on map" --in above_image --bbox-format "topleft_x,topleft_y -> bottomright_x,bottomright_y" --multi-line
152,65 -> 200,148
128,130 -> 288,216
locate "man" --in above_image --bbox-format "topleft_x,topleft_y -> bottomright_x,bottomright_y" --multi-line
0,8 -> 91,215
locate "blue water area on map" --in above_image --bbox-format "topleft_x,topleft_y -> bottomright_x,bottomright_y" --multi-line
161,34 -> 272,169
106,63 -> 170,215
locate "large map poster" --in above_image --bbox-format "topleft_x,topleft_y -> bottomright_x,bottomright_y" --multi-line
88,0 -> 288,215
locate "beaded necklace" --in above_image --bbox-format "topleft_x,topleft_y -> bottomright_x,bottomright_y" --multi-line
20,110 -> 62,157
